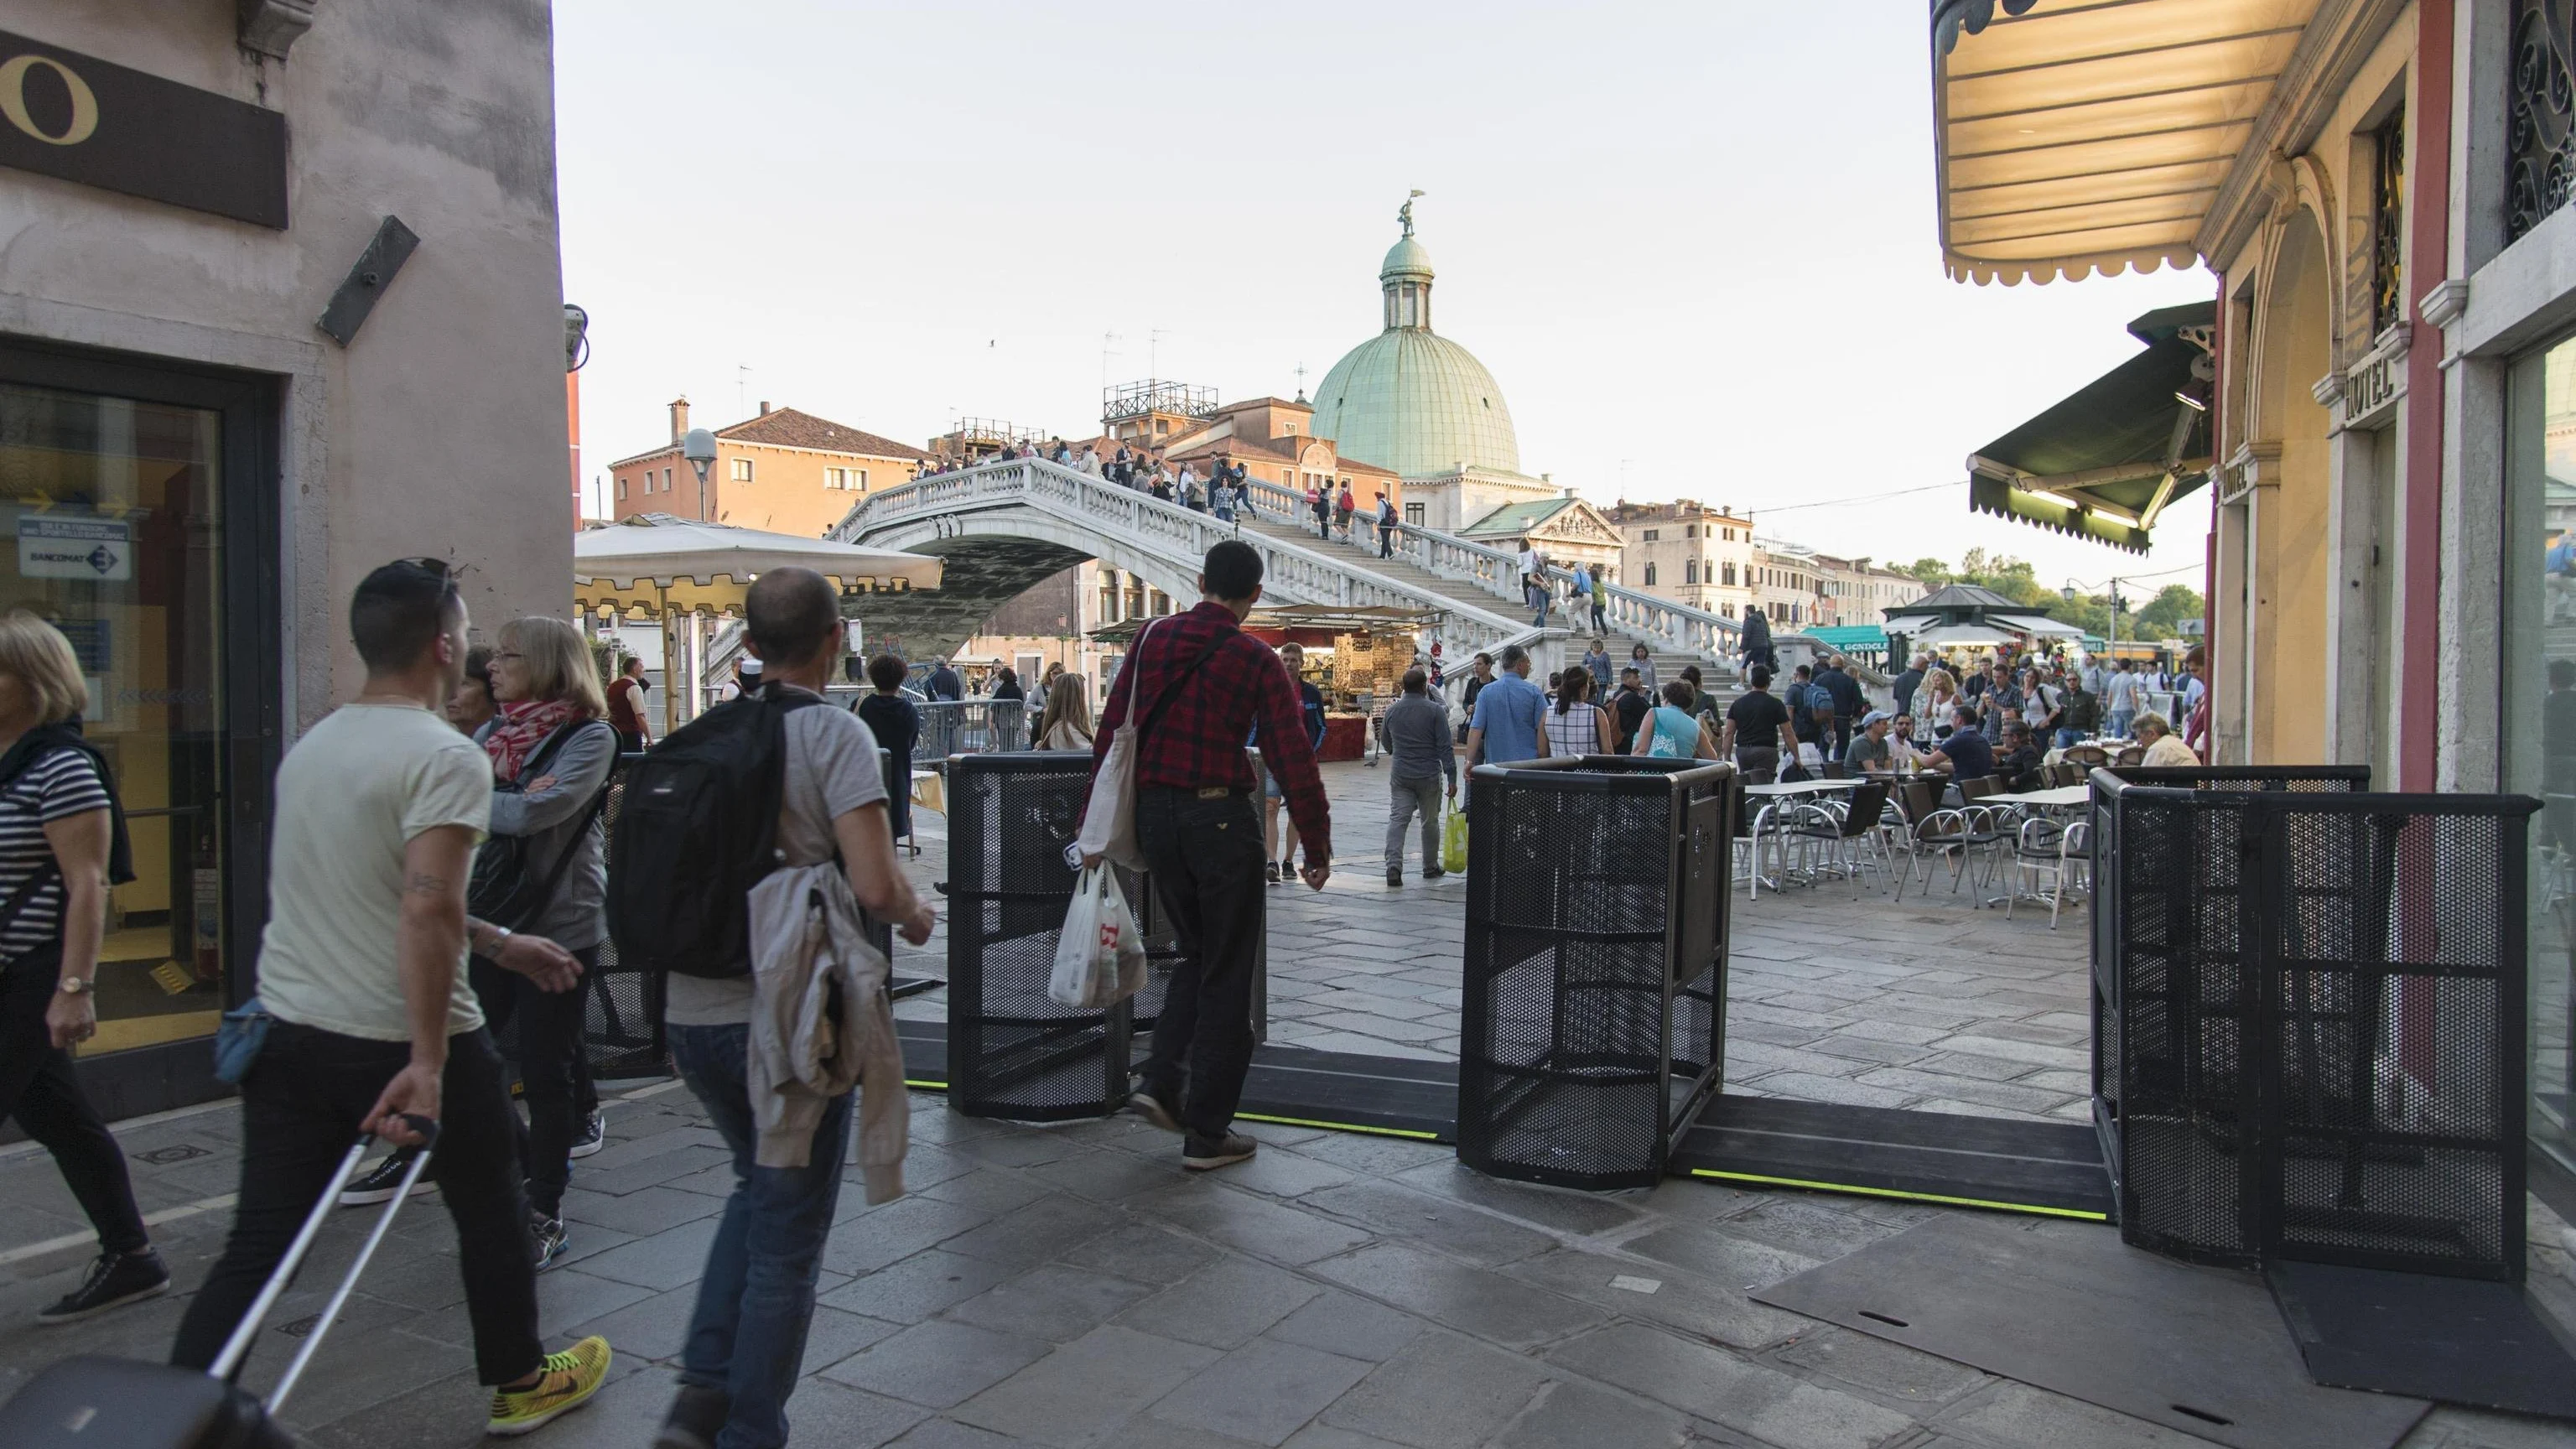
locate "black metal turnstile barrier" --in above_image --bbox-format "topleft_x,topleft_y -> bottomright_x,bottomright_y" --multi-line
946,752 -> 1135,1120
2091,766 -> 2537,1281
941,752 -> 1261,1120
1458,756 -> 1735,1190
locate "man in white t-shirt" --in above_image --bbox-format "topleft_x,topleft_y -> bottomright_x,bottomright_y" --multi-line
658,567 -> 936,1449
170,560 -> 612,1437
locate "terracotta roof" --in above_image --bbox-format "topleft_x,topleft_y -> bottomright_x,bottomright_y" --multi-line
605,441 -> 679,470
1213,396 -> 1314,414
718,408 -> 933,461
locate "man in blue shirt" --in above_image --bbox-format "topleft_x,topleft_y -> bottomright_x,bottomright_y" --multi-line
1924,703 -> 1994,800
1464,644 -> 1550,795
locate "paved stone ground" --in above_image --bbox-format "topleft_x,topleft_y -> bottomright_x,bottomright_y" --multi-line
893,761 -> 2101,1123
3,1087 -> 2569,1449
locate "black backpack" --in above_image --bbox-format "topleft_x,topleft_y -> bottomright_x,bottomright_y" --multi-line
608,687 -> 824,979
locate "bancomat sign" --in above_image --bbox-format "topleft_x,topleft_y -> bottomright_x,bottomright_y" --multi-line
0,30 -> 286,228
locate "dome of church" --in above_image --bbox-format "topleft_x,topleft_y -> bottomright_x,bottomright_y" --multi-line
1307,221 -> 1520,479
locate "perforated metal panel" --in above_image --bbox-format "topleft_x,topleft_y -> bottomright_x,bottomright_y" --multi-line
1458,756 -> 1733,1190
947,752 -> 1132,1120
2091,766 -> 2534,1282
2265,802 -> 2525,1279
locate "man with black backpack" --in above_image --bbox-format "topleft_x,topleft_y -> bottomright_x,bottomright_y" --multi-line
618,567 -> 933,1449
1088,540 -> 1329,1172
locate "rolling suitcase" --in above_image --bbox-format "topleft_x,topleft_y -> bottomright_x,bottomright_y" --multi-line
0,1118 -> 438,1449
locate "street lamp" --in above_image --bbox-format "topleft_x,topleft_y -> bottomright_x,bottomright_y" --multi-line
683,427 -> 718,522
2064,577 -> 2128,660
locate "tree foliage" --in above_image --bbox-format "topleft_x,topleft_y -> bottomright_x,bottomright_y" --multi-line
1897,553 -> 2205,641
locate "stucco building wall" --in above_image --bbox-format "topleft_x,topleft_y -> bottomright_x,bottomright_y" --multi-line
0,0 -> 570,729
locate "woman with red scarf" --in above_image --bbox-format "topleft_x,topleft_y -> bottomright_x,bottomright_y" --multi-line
341,615 -> 615,1268
475,617 -> 615,1268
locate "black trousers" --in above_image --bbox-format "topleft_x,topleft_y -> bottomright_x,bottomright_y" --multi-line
1135,787 -> 1266,1140
172,1021 -> 543,1386
469,948 -> 598,1217
0,944 -> 148,1255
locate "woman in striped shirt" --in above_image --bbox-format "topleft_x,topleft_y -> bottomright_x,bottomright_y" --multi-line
0,610 -> 164,1323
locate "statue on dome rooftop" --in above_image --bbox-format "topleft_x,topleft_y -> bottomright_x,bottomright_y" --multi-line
1399,189 -> 1424,236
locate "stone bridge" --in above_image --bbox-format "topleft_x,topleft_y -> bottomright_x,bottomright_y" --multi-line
818,457 -> 1747,675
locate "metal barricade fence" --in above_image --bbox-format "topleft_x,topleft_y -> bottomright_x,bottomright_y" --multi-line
1459,756 -> 1735,1190
919,700 -> 1030,762
2090,766 -> 2535,1281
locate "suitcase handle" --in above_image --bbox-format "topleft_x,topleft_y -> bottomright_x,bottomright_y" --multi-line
208,1116 -> 439,1394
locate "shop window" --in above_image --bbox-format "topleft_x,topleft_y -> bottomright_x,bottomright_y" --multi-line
0,382 -> 228,1057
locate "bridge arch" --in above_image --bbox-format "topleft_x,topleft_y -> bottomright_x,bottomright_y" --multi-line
844,506 -> 1214,660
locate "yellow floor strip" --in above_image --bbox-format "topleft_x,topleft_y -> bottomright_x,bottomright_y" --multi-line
1236,1112 -> 1441,1141
904,1078 -> 949,1091
1688,1169 -> 2109,1221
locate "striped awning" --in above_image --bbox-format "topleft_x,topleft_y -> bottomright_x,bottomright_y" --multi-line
1932,0 -> 2318,285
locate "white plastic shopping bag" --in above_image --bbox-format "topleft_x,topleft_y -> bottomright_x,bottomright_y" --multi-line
1074,617 -> 1164,873
1051,865 -> 1149,1009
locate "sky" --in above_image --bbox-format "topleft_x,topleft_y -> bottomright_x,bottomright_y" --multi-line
553,0 -> 2215,597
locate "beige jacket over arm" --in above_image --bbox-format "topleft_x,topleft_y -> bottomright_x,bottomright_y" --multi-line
746,860 -> 908,1203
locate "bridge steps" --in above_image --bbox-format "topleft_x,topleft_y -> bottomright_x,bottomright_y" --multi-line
1230,509 -> 1737,702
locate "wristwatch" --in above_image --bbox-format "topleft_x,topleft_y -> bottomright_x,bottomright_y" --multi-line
56,977 -> 90,995
479,922 -> 512,955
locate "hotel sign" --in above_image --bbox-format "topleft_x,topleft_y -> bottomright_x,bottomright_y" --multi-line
2338,326 -> 2409,432
0,30 -> 286,228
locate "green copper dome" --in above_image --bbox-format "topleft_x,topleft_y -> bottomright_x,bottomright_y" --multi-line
1308,223 -> 1520,478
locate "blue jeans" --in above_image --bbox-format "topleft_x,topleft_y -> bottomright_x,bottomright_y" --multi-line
2107,709 -> 2135,739
2055,728 -> 2081,749
671,1023 -> 855,1449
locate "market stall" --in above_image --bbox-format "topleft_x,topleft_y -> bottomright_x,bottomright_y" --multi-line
1088,603 -> 1443,762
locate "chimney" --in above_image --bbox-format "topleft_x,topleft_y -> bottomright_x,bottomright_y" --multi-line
668,396 -> 690,444
759,400 -> 771,416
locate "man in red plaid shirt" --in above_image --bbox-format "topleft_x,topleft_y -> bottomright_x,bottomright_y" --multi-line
1084,540 -> 1330,1171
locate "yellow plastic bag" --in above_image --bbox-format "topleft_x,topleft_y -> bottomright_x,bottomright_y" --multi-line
1441,807 -> 1468,874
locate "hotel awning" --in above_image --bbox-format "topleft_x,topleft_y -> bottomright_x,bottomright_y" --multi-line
1932,0 -> 2318,285
1967,301 -> 2215,554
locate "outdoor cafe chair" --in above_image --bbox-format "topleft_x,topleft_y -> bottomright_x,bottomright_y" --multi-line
1893,776 -> 2002,901
2061,744 -> 2111,769
2044,761 -> 2085,788
2007,816 -> 2091,928
2113,745 -> 2145,768
1785,780 -> 1895,896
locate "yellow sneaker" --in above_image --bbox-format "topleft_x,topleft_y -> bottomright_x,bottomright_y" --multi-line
486,1334 -> 611,1436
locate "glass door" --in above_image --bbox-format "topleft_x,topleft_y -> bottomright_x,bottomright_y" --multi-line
2506,335 -> 2576,1176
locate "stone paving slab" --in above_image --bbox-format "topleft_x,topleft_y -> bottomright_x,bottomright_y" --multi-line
0,1083 -> 2562,1448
